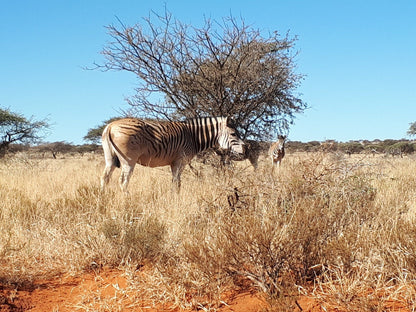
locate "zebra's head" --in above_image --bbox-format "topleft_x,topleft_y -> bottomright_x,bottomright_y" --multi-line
217,117 -> 245,155
276,135 -> 286,150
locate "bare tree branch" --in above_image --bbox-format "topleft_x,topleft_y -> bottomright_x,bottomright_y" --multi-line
96,10 -> 307,140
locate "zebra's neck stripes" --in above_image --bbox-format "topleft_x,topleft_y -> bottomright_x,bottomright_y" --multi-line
186,117 -> 222,153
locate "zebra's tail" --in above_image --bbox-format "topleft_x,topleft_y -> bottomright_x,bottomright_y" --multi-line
102,124 -> 121,168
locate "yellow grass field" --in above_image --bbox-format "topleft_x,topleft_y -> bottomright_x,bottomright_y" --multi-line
1,151 -> 416,311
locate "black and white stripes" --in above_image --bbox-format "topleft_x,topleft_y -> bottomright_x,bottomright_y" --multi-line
269,135 -> 286,170
101,116 -> 244,191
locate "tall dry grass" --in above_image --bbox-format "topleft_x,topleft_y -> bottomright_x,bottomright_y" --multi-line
1,151 -> 416,311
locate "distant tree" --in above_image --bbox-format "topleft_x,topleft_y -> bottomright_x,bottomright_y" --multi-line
320,140 -> 338,152
35,141 -> 74,159
0,107 -> 49,157
76,144 -> 101,155
305,141 -> 321,152
96,10 -> 307,140
386,142 -> 414,157
7,143 -> 30,154
84,117 -> 122,144
407,122 -> 416,137
285,141 -> 304,152
339,141 -> 364,154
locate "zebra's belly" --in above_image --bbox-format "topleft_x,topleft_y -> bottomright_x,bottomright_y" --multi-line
137,155 -> 174,167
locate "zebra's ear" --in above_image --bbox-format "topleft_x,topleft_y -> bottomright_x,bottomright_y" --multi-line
226,117 -> 237,128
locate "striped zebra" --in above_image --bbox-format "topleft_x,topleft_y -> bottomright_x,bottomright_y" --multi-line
214,139 -> 262,169
269,135 -> 286,170
101,117 -> 244,192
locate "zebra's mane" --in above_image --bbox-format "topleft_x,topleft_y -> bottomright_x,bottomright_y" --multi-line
183,116 -> 227,126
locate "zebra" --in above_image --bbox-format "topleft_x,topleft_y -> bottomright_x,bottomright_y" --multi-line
269,135 -> 286,171
214,139 -> 263,169
101,117 -> 244,192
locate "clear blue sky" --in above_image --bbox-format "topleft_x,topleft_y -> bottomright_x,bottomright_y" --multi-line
1,0 -> 415,144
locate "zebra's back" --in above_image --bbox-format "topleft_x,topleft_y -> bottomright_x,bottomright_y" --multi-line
106,118 -> 194,167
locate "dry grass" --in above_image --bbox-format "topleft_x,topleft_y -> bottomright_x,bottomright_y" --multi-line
1,151 -> 416,311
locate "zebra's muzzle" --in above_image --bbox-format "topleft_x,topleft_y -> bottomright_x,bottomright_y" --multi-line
230,141 -> 245,155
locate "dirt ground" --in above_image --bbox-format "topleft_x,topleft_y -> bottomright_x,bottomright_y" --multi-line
0,267 -> 325,312
0,268 -> 411,312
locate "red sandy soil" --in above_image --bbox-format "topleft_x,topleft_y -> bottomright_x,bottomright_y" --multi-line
0,268 -> 411,312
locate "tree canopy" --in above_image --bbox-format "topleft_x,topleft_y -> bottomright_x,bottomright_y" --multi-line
0,107 -> 49,157
407,121 -> 416,137
84,117 -> 123,144
97,11 -> 306,140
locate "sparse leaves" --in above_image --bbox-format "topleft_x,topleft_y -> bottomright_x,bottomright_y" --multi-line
98,11 -> 307,140
407,121 -> 416,137
0,107 -> 49,157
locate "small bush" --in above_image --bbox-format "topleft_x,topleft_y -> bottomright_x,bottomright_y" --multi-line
93,207 -> 167,266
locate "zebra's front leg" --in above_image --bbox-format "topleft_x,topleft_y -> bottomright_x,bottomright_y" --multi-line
171,161 -> 185,191
271,158 -> 276,174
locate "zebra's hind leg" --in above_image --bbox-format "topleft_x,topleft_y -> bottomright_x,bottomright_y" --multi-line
119,163 -> 135,194
101,166 -> 114,190
101,161 -> 117,191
